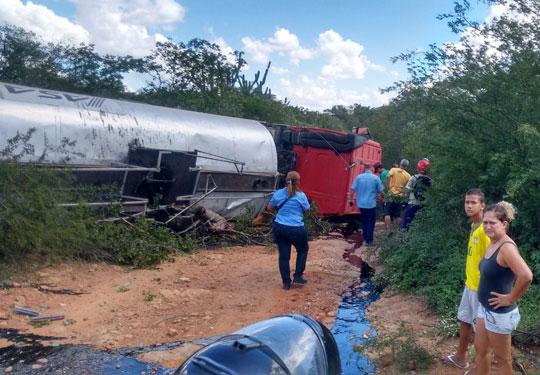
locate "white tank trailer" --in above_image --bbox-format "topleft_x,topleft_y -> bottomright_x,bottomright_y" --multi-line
0,82 -> 279,218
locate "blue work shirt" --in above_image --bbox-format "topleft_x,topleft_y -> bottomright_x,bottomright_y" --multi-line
351,171 -> 384,209
269,187 -> 310,227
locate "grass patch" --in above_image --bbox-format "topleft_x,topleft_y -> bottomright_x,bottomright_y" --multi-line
360,321 -> 432,372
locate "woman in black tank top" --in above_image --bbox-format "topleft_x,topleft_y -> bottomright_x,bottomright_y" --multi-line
473,202 -> 532,375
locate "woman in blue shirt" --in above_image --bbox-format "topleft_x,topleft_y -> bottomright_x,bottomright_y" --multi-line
267,171 -> 311,290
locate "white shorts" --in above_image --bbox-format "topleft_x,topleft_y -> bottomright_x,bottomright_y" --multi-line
457,285 -> 480,329
476,305 -> 520,335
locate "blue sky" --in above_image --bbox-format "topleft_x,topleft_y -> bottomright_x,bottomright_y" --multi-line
1,0 -> 493,110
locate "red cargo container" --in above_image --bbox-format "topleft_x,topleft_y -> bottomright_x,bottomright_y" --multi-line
270,125 -> 382,220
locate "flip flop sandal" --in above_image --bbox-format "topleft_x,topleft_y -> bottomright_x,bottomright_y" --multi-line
443,354 -> 470,369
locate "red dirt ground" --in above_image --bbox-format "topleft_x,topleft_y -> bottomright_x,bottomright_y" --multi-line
1,228 -> 537,373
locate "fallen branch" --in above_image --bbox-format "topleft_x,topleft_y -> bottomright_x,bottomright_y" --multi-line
215,228 -> 269,246
175,219 -> 202,236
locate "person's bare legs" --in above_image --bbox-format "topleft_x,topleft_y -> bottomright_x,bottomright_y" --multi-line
396,217 -> 403,228
448,321 -> 472,367
384,215 -> 392,231
488,330 -> 513,375
474,318 -> 491,375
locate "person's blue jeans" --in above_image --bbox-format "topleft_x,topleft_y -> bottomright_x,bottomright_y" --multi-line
360,207 -> 377,244
402,204 -> 422,230
272,222 -> 309,284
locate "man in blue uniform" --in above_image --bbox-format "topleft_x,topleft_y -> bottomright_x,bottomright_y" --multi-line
349,163 -> 384,246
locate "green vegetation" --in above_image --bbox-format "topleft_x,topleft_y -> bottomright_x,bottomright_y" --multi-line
359,322 -> 432,372
303,201 -> 334,237
0,131 -> 195,275
234,204 -> 256,232
142,291 -> 157,302
1,0 -> 538,346
374,0 -> 540,340
29,320 -> 51,328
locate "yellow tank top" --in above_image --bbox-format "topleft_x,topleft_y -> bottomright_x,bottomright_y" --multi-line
465,222 -> 490,291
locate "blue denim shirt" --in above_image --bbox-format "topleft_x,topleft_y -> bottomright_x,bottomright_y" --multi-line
351,171 -> 383,209
269,187 -> 310,227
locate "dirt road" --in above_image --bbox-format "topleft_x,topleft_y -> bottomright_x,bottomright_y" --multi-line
2,231 -> 537,373
1,235 -> 360,368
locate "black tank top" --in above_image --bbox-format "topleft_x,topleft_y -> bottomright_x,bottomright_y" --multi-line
478,241 -> 518,313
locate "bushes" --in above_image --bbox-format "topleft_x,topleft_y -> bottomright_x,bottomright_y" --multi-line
234,204 -> 256,232
360,321 -> 432,372
375,184 -> 539,336
0,160 -> 194,271
95,218 -> 196,268
374,195 -> 467,308
0,131 -> 194,274
376,0 -> 540,337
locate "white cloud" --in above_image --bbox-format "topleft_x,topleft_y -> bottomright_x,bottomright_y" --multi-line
274,75 -> 391,111
242,27 -> 382,80
268,28 -> 300,51
279,78 -> 291,87
317,30 -> 384,80
0,0 -> 185,57
267,28 -> 313,65
242,27 -> 314,65
271,66 -> 289,75
241,36 -> 275,63
212,36 -> 238,65
371,89 -> 393,107
240,27 -> 390,109
69,0 -> 185,57
0,0 -> 90,44
438,0 -> 534,78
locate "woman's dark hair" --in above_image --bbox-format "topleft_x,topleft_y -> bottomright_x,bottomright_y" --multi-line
485,201 -> 516,223
285,171 -> 301,198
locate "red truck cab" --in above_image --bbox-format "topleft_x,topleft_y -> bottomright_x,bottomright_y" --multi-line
269,125 -> 382,220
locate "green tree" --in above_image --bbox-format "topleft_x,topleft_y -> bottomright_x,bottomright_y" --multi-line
376,0 -> 540,332
145,38 -> 242,94
363,103 -> 412,167
0,24 -> 144,97
0,25 -> 59,87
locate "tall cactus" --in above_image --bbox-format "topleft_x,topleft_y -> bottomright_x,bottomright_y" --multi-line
236,61 -> 272,98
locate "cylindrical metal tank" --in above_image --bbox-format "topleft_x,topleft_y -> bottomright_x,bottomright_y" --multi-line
0,82 -> 278,218
0,82 -> 277,173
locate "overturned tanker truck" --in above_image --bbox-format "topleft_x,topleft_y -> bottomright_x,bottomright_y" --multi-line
0,82 -> 382,223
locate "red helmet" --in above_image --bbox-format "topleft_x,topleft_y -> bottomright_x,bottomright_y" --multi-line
417,159 -> 430,174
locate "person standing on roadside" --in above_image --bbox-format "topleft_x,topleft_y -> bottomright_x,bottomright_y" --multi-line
402,159 -> 431,229
443,189 -> 489,370
384,159 -> 410,231
473,202 -> 532,375
267,171 -> 311,290
349,163 -> 384,246
375,164 -> 387,215
380,164 -> 391,186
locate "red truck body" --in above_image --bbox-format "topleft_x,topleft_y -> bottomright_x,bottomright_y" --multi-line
271,125 -> 383,219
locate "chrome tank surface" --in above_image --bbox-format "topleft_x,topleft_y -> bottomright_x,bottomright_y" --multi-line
0,82 -> 278,218
0,82 -> 277,175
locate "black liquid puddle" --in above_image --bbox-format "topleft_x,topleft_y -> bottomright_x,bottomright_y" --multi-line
0,328 -> 182,374
330,231 -> 379,374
